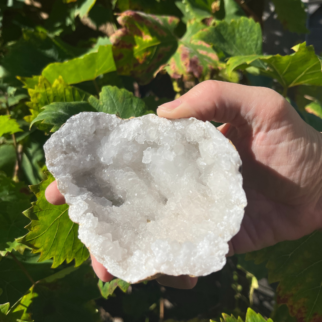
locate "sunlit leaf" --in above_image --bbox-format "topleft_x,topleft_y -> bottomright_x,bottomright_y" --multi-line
227,43 -> 322,89
110,11 -> 179,84
75,0 -> 96,18
196,17 -> 262,57
1,31 -> 86,86
98,278 -> 130,299
42,38 -> 116,85
165,21 -> 237,82
19,171 -> 89,268
271,0 -> 308,34
19,76 -> 90,126
0,115 -> 22,137
31,101 -> 96,132
213,308 -> 273,322
247,232 -> 322,321
89,85 -> 148,118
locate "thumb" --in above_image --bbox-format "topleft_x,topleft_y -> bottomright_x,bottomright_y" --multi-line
157,80 -> 281,127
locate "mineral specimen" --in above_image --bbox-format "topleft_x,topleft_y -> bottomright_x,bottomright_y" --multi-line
44,112 -> 247,283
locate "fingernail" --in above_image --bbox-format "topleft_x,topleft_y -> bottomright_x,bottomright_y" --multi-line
158,99 -> 182,111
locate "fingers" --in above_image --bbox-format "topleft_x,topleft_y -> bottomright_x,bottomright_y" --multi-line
91,254 -> 114,282
45,181 -> 66,205
156,275 -> 198,289
157,80 -> 283,127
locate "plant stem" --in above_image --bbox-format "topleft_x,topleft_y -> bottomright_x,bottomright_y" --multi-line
283,87 -> 288,98
6,104 -> 22,182
9,253 -> 35,285
93,79 -> 100,96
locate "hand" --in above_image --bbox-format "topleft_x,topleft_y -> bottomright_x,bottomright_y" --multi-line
45,81 -> 322,289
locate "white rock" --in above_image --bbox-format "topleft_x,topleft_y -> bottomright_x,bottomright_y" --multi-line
44,112 -> 247,283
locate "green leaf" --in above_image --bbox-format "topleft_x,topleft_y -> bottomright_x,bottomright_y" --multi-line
271,0 -> 308,34
165,21 -> 238,82
0,145 -> 16,177
19,171 -> 89,268
89,85 -> 148,118
196,17 -> 262,57
296,85 -> 322,119
27,263 -> 101,322
1,31 -> 86,86
0,86 -> 28,109
42,39 -> 116,85
180,0 -> 214,21
31,102 -> 96,132
110,11 -> 179,84
75,0 -> 96,18
19,76 -> 90,126
247,231 -> 322,321
98,278 -> 130,299
0,115 -> 22,137
0,173 -> 31,256
0,251 -> 60,307
223,0 -> 245,21
227,43 -> 322,89
212,308 -> 273,322
20,131 -> 47,185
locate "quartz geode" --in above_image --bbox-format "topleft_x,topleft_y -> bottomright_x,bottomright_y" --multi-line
44,112 -> 247,283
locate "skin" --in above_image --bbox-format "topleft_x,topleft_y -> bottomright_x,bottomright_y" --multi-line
45,81 -> 322,289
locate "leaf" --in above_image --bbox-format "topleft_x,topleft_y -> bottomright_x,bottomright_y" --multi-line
236,254 -> 267,280
26,263 -> 101,322
246,231 -> 322,321
0,251 -> 60,307
180,0 -> 214,21
0,115 -> 22,137
165,21 -> 237,82
19,171 -> 89,268
0,173 -> 31,256
31,102 -> 96,132
19,76 -> 90,126
227,43 -> 322,89
42,39 -> 116,85
296,85 -> 322,118
110,11 -> 179,84
0,86 -> 28,109
20,131 -> 47,185
75,0 -> 96,18
271,0 -> 308,34
0,145 -> 16,177
98,278 -> 130,299
196,17 -> 262,57
216,308 -> 273,322
223,0 -> 245,21
1,31 -> 86,86
89,85 -> 148,118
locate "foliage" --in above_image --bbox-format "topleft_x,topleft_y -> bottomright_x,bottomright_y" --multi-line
0,0 -> 321,321
19,171 -> 89,268
212,308 -> 273,322
246,232 -> 322,321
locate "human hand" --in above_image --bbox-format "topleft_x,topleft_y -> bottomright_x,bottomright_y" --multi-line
45,81 -> 322,289
157,81 -> 322,256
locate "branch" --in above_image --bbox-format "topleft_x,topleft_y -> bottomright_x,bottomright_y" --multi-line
6,102 -> 22,182
234,0 -> 262,24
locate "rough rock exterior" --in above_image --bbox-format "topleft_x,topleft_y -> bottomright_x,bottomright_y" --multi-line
44,112 -> 247,283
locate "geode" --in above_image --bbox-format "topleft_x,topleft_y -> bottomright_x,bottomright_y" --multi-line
44,112 -> 247,283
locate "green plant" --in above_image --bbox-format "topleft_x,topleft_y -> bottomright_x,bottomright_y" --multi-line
0,0 -> 321,321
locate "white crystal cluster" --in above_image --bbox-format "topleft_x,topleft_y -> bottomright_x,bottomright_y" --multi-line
44,112 -> 247,283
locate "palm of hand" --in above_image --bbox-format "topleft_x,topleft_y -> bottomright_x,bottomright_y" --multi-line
225,98 -> 322,254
